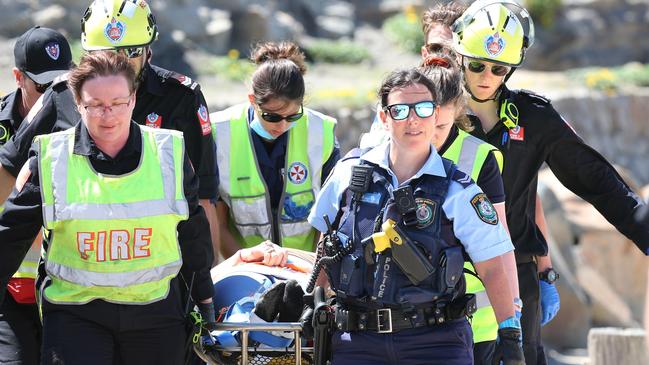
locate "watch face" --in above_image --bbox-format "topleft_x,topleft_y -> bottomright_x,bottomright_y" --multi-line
547,270 -> 557,282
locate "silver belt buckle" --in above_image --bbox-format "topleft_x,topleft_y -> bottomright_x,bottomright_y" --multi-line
376,308 -> 393,333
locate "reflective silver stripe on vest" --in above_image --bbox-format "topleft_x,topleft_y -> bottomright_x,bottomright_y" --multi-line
45,259 -> 182,287
230,194 -> 272,240
306,111 -> 325,193
277,110 -> 326,239
456,134 -> 482,178
213,109 -> 232,200
474,290 -> 492,309
43,129 -> 188,224
280,221 -> 313,237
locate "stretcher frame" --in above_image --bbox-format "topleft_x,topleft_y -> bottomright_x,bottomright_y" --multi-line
212,322 -> 314,365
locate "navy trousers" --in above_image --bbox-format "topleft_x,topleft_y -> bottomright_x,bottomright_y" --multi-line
331,318 -> 473,365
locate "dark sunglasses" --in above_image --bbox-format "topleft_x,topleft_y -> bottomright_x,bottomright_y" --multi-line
384,101 -> 436,121
260,104 -> 304,123
465,60 -> 511,77
114,47 -> 146,59
24,74 -> 52,93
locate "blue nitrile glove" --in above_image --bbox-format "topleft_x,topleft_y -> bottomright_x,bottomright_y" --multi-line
539,280 -> 560,326
492,316 -> 524,365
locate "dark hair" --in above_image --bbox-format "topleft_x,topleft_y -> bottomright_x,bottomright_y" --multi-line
421,2 -> 466,37
250,41 -> 307,105
419,46 -> 472,131
68,51 -> 135,103
378,68 -> 437,108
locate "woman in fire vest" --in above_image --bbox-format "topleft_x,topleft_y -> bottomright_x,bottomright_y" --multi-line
0,51 -> 215,365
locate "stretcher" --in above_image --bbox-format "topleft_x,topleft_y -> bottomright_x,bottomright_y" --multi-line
205,322 -> 314,365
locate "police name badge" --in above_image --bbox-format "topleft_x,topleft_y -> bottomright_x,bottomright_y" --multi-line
415,198 -> 437,229
470,193 -> 498,225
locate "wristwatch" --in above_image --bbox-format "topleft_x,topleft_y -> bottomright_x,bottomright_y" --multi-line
539,268 -> 559,284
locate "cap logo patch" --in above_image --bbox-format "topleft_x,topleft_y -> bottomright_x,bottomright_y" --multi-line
145,112 -> 162,128
287,162 -> 308,184
104,17 -> 126,44
484,32 -> 505,57
45,42 -> 60,60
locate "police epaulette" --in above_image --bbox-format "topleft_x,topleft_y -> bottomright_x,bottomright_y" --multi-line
168,72 -> 200,92
451,168 -> 473,188
517,89 -> 550,104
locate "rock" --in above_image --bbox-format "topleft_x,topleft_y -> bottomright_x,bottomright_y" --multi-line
0,0 -> 33,36
315,1 -> 356,39
32,5 -> 69,32
588,328 -> 648,365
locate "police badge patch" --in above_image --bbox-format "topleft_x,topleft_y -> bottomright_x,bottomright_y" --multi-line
415,198 -> 437,228
470,193 -> 498,225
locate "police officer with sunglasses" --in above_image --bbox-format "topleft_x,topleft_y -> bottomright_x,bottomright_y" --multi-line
309,67 -> 523,365
0,0 -> 219,266
453,1 -> 649,364
0,26 -> 72,365
210,41 -> 340,260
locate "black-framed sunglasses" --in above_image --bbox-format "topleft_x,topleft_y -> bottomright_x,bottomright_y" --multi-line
465,60 -> 511,77
24,73 -> 52,94
384,101 -> 436,121
260,104 -> 304,123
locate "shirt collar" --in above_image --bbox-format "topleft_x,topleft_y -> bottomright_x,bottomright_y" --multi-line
0,90 -> 19,122
361,141 -> 448,184
73,120 -> 142,159
138,63 -> 164,97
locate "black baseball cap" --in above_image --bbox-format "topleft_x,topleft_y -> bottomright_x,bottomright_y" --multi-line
14,26 -> 73,84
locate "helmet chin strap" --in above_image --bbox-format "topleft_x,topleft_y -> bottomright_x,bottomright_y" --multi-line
133,47 -> 151,89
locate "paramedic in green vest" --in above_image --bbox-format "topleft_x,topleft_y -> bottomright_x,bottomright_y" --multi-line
0,51 -> 215,365
212,41 -> 340,258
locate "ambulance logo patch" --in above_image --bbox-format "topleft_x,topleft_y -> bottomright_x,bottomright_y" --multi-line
484,32 -> 505,57
45,42 -> 60,60
508,125 -> 525,141
287,162 -> 308,184
145,112 -> 162,128
471,193 -> 498,225
197,105 -> 211,135
415,198 -> 437,228
104,18 -> 126,44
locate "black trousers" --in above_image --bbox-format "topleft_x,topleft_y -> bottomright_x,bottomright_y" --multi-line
473,340 -> 495,365
518,260 -> 547,365
0,292 -> 42,365
40,281 -> 188,365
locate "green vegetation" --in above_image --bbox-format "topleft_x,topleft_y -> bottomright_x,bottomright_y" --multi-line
304,39 -> 371,64
571,63 -> 649,92
524,0 -> 562,28
69,40 -> 85,64
205,49 -> 256,81
382,5 -> 424,54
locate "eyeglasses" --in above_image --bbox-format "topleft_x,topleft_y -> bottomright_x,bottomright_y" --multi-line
384,101 -> 436,121
113,47 -> 146,59
465,60 -> 510,77
24,73 -> 52,94
259,104 -> 304,123
82,95 -> 133,117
